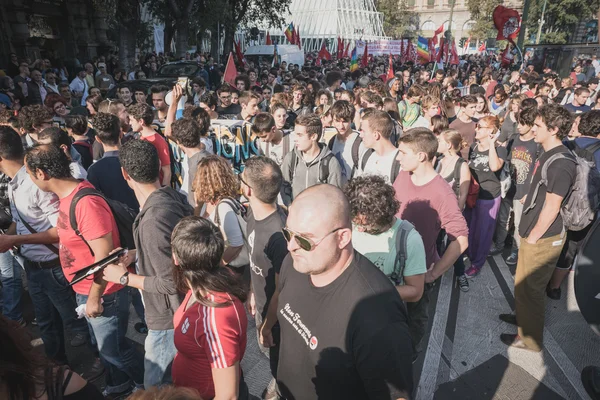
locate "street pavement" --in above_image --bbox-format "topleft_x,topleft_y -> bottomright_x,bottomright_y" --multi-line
9,251 -> 599,399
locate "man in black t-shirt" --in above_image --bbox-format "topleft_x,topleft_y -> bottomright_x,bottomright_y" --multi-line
500,104 -> 576,353
216,84 -> 242,119
277,184 -> 413,400
240,156 -> 288,399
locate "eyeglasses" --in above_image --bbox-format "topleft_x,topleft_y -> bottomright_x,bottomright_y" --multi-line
475,124 -> 490,129
282,227 -> 343,252
237,173 -> 251,188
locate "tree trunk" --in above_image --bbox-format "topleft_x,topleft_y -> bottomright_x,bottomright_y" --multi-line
223,23 -> 235,61
175,16 -> 190,58
164,23 -> 175,55
210,23 -> 219,60
118,0 -> 140,72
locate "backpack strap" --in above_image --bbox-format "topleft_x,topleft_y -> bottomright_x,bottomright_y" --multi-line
390,220 -> 414,286
524,153 -> 574,214
282,133 -> 291,161
319,153 -> 334,183
289,150 -> 298,183
351,134 -> 362,169
390,154 -> 401,183
585,140 -> 600,155
69,187 -> 108,257
452,158 -> 465,195
360,148 -> 375,171
327,135 -> 335,151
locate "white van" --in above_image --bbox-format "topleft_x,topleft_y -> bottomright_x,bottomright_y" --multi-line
244,45 -> 305,66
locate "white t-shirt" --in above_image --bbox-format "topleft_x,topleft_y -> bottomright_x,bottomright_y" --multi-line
209,202 -> 244,248
70,162 -> 87,180
330,130 -> 366,183
200,137 -> 214,154
259,131 -> 295,166
356,149 -> 400,184
411,116 -> 430,129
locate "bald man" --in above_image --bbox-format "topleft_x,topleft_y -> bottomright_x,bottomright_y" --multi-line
276,184 -> 414,400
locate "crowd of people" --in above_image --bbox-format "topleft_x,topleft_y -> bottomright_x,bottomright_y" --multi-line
0,47 -> 600,400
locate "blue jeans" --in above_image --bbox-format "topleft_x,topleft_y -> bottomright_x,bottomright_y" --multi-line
76,289 -> 144,392
26,263 -> 88,364
0,253 -> 22,321
144,329 -> 176,388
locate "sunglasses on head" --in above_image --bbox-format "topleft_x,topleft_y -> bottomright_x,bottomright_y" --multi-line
282,227 -> 343,252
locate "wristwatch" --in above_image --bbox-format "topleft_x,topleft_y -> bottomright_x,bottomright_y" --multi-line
119,271 -> 130,286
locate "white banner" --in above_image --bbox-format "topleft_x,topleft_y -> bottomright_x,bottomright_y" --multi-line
354,40 -> 410,56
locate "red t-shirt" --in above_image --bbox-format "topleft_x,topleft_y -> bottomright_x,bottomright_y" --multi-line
172,290 -> 247,399
393,171 -> 469,267
57,180 -> 123,296
140,132 -> 171,182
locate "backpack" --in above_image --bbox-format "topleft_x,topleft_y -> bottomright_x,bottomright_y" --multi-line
69,188 -> 138,256
213,197 -> 250,268
289,151 -> 334,184
524,141 -> 600,232
499,161 -> 512,199
360,149 -> 402,183
264,133 -> 291,165
452,158 -> 480,208
389,220 -> 416,286
328,133 -> 362,176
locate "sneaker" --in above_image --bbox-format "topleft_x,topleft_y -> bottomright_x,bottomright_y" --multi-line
546,286 -> 561,300
465,266 -> 481,279
581,366 -> 600,400
17,318 -> 27,328
505,250 -> 518,266
31,318 -> 38,326
456,275 -> 469,292
489,243 -> 503,256
134,322 -> 148,334
70,332 -> 88,347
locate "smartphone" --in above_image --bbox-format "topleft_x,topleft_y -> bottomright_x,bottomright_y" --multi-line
69,248 -> 128,286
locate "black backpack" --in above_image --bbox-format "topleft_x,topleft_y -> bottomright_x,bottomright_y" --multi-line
389,220 -> 416,286
69,188 -> 138,256
328,133 -> 362,177
288,151 -> 335,184
360,149 -> 401,183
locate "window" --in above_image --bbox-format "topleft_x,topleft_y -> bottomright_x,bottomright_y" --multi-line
407,0 -> 416,7
427,0 -> 435,8
422,21 -> 436,31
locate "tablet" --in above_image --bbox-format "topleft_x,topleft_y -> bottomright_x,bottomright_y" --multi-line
69,248 -> 128,287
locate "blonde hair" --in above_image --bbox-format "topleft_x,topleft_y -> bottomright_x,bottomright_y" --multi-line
193,155 -> 239,204
440,129 -> 468,153
127,386 -> 203,400
421,95 -> 440,114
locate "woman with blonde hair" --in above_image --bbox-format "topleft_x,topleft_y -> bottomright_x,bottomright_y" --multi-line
412,95 -> 440,129
437,129 -> 472,291
193,155 -> 248,272
465,115 -> 507,278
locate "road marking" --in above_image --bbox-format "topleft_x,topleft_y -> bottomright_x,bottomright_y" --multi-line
416,269 -> 453,400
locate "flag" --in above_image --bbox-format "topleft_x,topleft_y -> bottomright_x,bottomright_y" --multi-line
436,37 -> 446,63
337,37 -> 343,59
416,36 -> 430,64
450,39 -> 459,65
478,41 -> 486,53
463,36 -> 471,53
493,6 -> 521,43
406,39 -> 416,63
400,39 -> 405,63
501,43 -> 515,67
361,42 -> 368,67
265,32 -> 272,45
350,47 -> 359,71
386,54 -> 394,80
272,43 -> 281,67
296,25 -> 302,49
223,52 -> 237,86
428,38 -> 436,62
343,41 -> 350,58
233,40 -> 245,66
432,24 -> 444,45
284,22 -> 295,43
318,41 -> 331,62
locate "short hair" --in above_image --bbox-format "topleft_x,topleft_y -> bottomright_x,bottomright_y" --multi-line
92,113 -> 121,146
150,84 -> 169,95
191,78 -> 206,88
181,106 -> 210,136
243,156 -> 283,204
18,105 -> 52,133
98,99 -> 125,115
478,115 -> 500,131
340,90 -> 355,103
577,110 -> 600,137
119,85 -> 132,94
86,93 -> 103,112
38,127 -> 72,151
239,91 -> 260,106
64,115 -> 88,135
406,86 -> 422,99
25,144 -> 72,179
459,95 -> 478,107
235,75 -> 250,90
421,95 -> 440,112
269,102 -> 287,115
217,84 -> 233,95
120,138 -> 160,183
250,113 -> 275,134
360,91 -> 383,108
128,103 -> 154,125
0,126 -> 24,161
537,103 -> 574,140
199,92 -> 217,109
344,175 -> 400,232
171,118 -> 202,148
193,155 -> 239,204
398,128 -> 438,161
516,107 -> 537,127
329,100 -> 355,121
521,97 -> 538,110
574,87 -> 591,97
325,71 -> 343,87
361,109 -> 394,139
44,93 -> 68,109
295,113 -> 323,140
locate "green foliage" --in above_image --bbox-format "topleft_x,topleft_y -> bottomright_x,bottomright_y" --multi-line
526,0 -> 599,43
137,20 -> 154,51
466,0 -> 502,40
540,31 -> 568,43
378,0 -> 420,39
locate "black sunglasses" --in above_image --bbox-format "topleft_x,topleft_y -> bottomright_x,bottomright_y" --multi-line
282,227 -> 342,252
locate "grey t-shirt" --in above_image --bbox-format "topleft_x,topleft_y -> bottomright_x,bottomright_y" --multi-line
186,149 -> 210,207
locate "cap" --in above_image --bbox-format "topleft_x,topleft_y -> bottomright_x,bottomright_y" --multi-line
0,93 -> 12,108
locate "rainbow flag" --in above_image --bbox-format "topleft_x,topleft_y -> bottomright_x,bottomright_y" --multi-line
284,23 -> 295,43
349,47 -> 358,71
416,36 -> 430,63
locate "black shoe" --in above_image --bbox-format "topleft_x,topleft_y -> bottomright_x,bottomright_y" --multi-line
500,333 -> 538,352
546,286 -> 561,300
499,313 -> 517,326
582,366 -> 600,400
83,357 -> 105,382
134,322 -> 148,334
70,332 -> 88,347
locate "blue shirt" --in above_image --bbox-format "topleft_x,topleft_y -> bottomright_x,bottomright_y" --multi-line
574,137 -> 600,171
86,151 -> 140,211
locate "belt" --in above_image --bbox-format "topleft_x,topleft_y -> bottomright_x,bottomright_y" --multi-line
24,257 -> 60,269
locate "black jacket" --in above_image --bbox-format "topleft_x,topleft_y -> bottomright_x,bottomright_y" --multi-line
134,186 -> 193,330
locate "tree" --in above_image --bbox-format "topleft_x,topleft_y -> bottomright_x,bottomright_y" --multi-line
466,0 -> 502,41
525,0 -> 599,43
377,0 -> 420,39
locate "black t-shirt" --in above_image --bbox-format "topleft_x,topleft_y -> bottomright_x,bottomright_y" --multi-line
519,145 -> 577,239
246,207 -> 288,319
468,143 -> 508,200
276,251 -> 413,400
506,135 -> 541,200
216,103 -> 242,119
564,103 -> 592,114
498,113 -> 517,143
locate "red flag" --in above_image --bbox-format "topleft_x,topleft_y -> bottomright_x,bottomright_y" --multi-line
265,32 -> 272,45
436,37 -> 445,63
234,40 -> 245,66
428,38 -> 436,62
296,25 -> 302,49
223,52 -> 237,86
361,42 -> 368,67
450,39 -> 459,65
432,24 -> 444,46
406,39 -> 414,63
493,6 -> 521,43
463,36 -> 471,53
501,43 -> 515,67
478,42 -> 486,52
343,41 -> 350,58
318,41 -> 331,61
400,40 -> 405,63
387,54 -> 394,80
